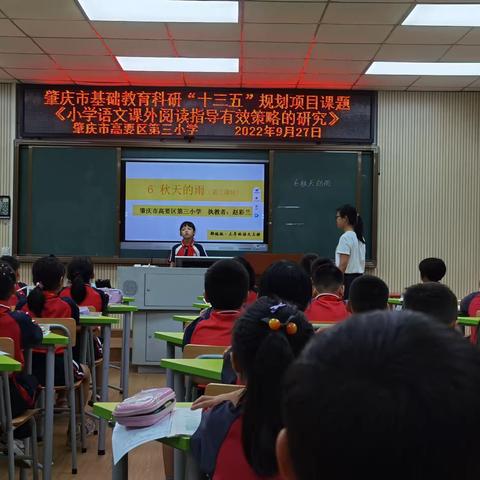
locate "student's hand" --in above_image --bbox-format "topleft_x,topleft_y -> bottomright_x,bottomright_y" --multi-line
191,389 -> 245,410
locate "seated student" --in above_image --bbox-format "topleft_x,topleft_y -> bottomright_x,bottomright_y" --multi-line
460,284 -> 480,344
419,257 -> 446,283
234,256 -> 258,307
277,310 -> 480,480
403,282 -> 458,328
191,297 -> 314,480
62,256 -> 109,314
348,274 -> 389,313
304,264 -> 349,323
168,221 -> 207,266
1,255 -> 28,308
299,253 -> 319,277
0,262 -> 43,423
183,259 -> 249,347
19,256 -> 90,403
258,260 -> 312,312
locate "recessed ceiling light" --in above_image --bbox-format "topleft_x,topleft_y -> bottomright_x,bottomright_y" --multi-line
117,56 -> 239,73
403,4 -> 480,27
78,0 -> 238,23
366,62 -> 480,76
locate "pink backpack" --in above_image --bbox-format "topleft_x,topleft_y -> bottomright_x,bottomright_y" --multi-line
113,388 -> 176,428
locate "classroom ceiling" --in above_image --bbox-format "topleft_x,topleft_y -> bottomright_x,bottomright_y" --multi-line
0,0 -> 480,91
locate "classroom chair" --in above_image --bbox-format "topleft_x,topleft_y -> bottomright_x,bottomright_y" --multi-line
183,345 -> 228,401
34,318 -> 87,473
83,306 -> 103,407
0,337 -> 40,480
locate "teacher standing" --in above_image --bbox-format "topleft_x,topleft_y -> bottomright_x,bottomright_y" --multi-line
335,204 -> 366,300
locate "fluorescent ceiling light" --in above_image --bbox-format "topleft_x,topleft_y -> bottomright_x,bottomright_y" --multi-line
117,56 -> 239,73
366,62 -> 480,76
78,0 -> 238,23
403,4 -> 480,27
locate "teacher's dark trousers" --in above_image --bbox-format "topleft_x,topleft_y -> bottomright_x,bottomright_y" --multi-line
344,273 -> 363,300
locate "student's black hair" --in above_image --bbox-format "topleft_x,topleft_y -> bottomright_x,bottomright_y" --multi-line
233,256 -> 256,291
27,256 -> 65,317
349,274 -> 389,313
179,221 -> 195,233
299,253 -> 319,276
232,296 -> 314,476
337,204 -> 365,243
67,256 -> 94,304
283,310 -> 480,480
311,263 -> 344,293
418,257 -> 446,282
0,255 -> 20,273
204,259 -> 249,310
0,262 -> 16,300
403,282 -> 458,327
258,260 -> 312,311
310,256 -> 334,275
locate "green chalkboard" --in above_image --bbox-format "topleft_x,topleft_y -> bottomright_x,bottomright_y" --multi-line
17,146 -> 119,256
271,150 -> 375,260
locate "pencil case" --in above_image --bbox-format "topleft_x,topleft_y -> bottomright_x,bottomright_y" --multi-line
113,388 -> 176,428
98,288 -> 123,304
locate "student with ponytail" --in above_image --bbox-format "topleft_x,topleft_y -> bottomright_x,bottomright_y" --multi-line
62,256 -> 109,315
191,297 -> 314,480
335,204 -> 366,300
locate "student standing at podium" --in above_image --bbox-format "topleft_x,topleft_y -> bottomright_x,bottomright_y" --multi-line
168,221 -> 207,266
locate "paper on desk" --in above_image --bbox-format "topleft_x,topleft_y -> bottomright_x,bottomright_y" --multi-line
0,350 -> 8,356
112,408 -> 202,465
79,306 -> 91,315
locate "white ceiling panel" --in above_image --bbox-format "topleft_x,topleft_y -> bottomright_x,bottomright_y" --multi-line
175,41 -> 240,58
0,53 -> 55,68
5,67 -> 72,81
93,22 -> 168,40
243,42 -> 309,59
184,73 -> 240,86
316,24 -> 393,43
243,57 -> 304,73
126,72 -> 185,86
306,59 -> 369,74
386,26 -> 469,44
0,0 -> 84,20
311,43 -> 379,60
442,46 -> 480,61
322,3 -> 411,25
244,23 -> 316,42
459,28 -> 480,45
375,44 -> 449,61
355,74 -> 416,86
0,19 -> 26,36
104,39 -> 174,57
408,75 -> 478,88
52,54 -> 119,70
0,37 -> 42,54
166,24 -> 240,41
244,2 -> 325,24
14,19 -> 96,38
67,70 -> 128,83
35,38 -> 109,56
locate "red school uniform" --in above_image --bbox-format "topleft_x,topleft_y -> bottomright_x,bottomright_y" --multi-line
61,284 -> 108,314
305,293 -> 350,323
245,290 -> 258,307
190,310 -> 241,346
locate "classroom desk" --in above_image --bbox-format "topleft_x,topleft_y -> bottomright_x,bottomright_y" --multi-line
173,315 -> 198,325
107,304 -> 139,399
387,298 -> 403,306
154,332 -> 184,388
0,353 -> 22,479
195,296 -> 204,301
93,402 -> 199,480
457,316 -> 480,326
311,322 -> 337,330
80,314 -> 119,455
122,297 -> 135,305
160,358 -> 223,401
192,302 -> 210,310
39,331 -> 69,480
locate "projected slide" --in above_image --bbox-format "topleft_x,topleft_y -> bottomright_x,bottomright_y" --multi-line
124,161 -> 266,243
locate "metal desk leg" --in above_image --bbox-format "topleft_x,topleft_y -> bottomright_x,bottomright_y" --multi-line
173,371 -> 185,403
2,372 -> 15,480
112,453 -> 128,480
98,324 -> 111,455
173,449 -> 185,480
43,346 -> 55,480
120,312 -> 132,400
185,451 -> 201,480
166,342 -> 175,389
80,327 -> 89,365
